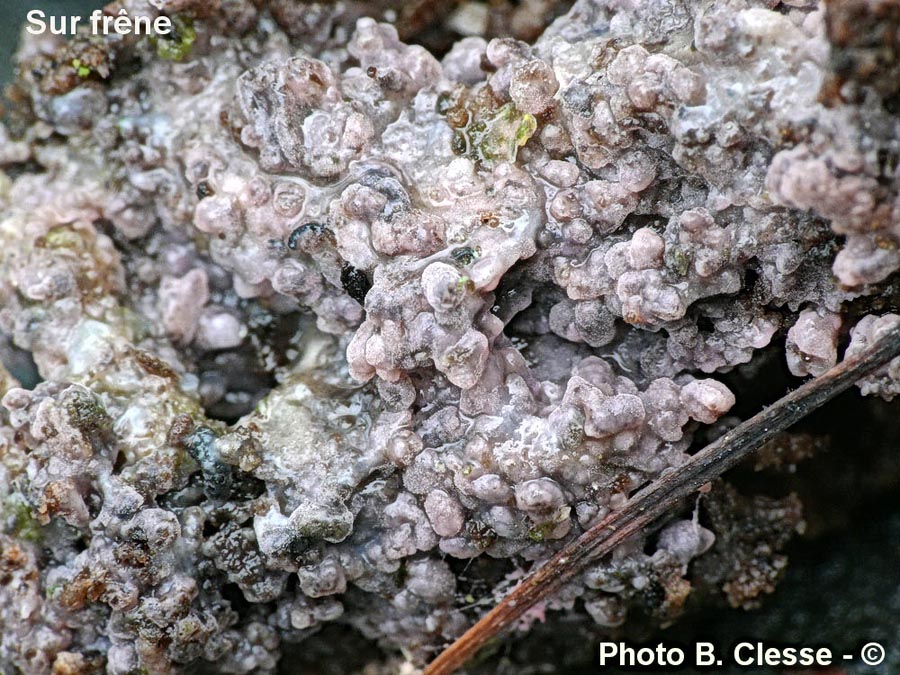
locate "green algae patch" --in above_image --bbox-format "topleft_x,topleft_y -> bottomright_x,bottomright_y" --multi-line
438,87 -> 539,165
71,59 -> 92,78
41,225 -> 85,251
152,16 -> 196,62
472,103 -> 537,163
3,495 -> 42,543
65,388 -> 111,438
664,244 -> 692,277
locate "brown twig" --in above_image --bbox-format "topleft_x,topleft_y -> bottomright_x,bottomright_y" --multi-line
424,324 -> 900,675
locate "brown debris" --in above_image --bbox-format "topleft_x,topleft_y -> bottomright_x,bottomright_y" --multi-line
27,37 -> 114,97
823,0 -> 900,104
754,432 -> 824,472
700,483 -> 804,610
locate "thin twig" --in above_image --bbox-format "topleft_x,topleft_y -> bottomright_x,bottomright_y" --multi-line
424,324 -> 900,675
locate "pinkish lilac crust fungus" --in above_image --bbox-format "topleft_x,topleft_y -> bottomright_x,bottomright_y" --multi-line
1,0 -> 899,673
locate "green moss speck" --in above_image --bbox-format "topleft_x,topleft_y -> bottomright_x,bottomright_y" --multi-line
71,59 -> 91,78
42,226 -> 83,251
527,520 -> 559,543
153,16 -> 196,62
296,519 -> 350,542
66,390 -> 109,436
516,113 -> 538,146
4,495 -> 42,543
469,103 -> 537,164
441,87 -> 539,165
665,246 -> 691,276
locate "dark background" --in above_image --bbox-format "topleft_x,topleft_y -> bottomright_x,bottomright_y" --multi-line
2,3 -> 898,673
1,0 -> 101,86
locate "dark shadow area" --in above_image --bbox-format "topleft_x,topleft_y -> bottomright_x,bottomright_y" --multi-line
278,624 -> 388,675
0,334 -> 41,389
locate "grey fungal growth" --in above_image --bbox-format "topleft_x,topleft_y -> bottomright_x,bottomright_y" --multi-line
0,0 -> 897,672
